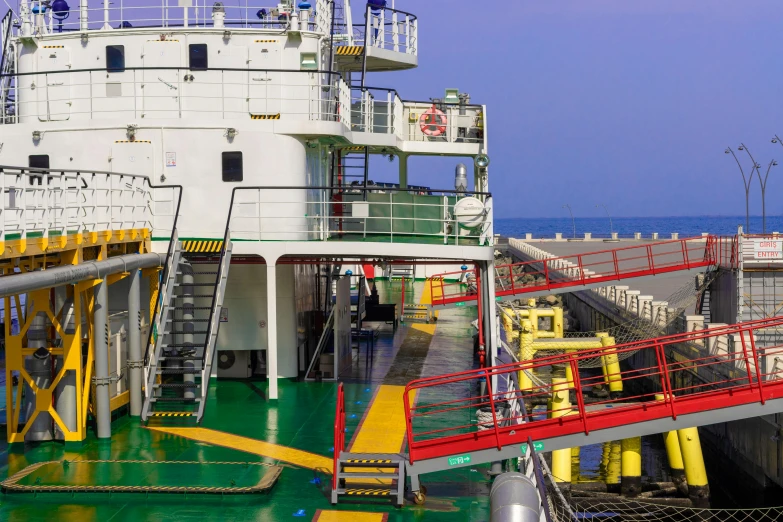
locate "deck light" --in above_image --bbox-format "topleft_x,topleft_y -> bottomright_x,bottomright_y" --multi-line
474,154 -> 489,168
32,130 -> 41,141
81,32 -> 88,44
226,128 -> 238,140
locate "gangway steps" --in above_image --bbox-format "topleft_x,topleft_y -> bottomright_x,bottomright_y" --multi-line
331,452 -> 405,506
430,236 -> 719,309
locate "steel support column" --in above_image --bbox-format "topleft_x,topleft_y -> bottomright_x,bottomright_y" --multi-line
267,262 -> 279,400
128,268 -> 142,416
93,279 -> 111,438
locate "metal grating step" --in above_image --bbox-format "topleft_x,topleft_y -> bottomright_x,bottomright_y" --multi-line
168,319 -> 210,322
150,411 -> 196,417
341,488 -> 392,497
157,368 -> 200,375
337,471 -> 397,480
156,383 -> 199,389
159,356 -> 202,361
151,397 -> 199,402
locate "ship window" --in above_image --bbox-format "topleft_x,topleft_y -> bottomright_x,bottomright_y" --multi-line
189,44 -> 208,71
28,155 -> 49,186
222,152 -> 243,182
106,45 -> 125,73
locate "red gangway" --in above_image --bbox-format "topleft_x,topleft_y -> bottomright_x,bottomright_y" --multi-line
332,382 -> 346,490
403,316 -> 783,464
429,235 -> 737,308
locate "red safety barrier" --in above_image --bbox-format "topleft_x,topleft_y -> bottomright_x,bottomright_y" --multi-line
431,236 -> 723,308
403,316 -> 783,464
332,383 -> 346,488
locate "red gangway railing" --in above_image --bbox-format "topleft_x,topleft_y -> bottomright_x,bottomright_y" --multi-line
332,382 -> 346,488
430,236 -> 733,308
403,316 -> 783,464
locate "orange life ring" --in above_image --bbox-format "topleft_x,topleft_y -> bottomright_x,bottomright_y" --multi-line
419,106 -> 447,136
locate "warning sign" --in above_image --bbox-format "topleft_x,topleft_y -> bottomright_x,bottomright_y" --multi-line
220,308 -> 228,322
165,152 -> 176,167
753,239 -> 783,260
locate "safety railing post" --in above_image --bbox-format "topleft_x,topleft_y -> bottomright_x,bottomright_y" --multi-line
569,357 -> 589,435
738,330 -> 762,403
654,342 -> 676,420
484,369 -> 502,451
403,388 -> 415,464
681,239 -> 691,269
747,329 -> 766,404
611,250 -> 620,280
577,255 -> 585,284
646,244 -> 656,275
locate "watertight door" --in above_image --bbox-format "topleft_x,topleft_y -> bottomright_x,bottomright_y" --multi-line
37,47 -> 71,121
248,40 -> 281,116
142,40 -> 182,118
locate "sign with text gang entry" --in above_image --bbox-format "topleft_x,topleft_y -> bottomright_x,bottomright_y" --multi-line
752,239 -> 783,260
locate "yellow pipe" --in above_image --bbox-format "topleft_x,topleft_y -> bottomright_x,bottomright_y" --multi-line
518,319 -> 535,391
553,306 -> 564,337
655,394 -> 688,496
527,298 -> 536,307
601,336 -> 623,393
550,377 -> 572,489
529,340 -> 602,350
620,437 -> 642,497
528,308 -> 539,338
678,427 -> 710,507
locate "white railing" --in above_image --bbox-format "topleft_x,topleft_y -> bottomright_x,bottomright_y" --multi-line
359,5 -> 417,56
402,101 -> 485,144
21,0 -> 319,33
9,68 -> 341,123
227,186 -> 493,246
0,165 -> 180,245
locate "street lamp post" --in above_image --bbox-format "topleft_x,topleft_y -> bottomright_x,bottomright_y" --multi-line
758,159 -> 778,234
725,146 -> 754,233
596,203 -> 614,237
562,204 -> 576,239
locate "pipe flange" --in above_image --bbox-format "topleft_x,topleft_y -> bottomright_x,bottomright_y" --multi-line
92,377 -> 113,386
127,360 -> 144,369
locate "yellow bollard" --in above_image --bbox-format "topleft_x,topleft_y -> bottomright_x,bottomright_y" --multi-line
620,437 -> 642,497
601,335 -> 623,393
550,377 -> 572,492
606,441 -> 621,493
655,394 -> 688,496
678,427 -> 710,508
571,446 -> 581,483
518,319 -> 535,391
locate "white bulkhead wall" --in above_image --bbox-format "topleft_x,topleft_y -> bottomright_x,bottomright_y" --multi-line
14,30 -> 321,123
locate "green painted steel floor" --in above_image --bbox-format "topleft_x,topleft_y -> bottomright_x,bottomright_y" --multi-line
0,281 -> 494,521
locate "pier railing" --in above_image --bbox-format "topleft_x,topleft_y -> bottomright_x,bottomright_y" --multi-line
403,316 -> 783,464
225,185 -> 494,246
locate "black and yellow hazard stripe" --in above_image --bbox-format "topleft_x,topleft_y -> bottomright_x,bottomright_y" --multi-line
250,113 -> 281,120
341,146 -> 367,152
43,45 -> 64,48
151,411 -> 194,417
345,488 -> 391,496
182,240 -> 224,253
336,45 -> 365,56
114,140 -> 152,143
345,459 -> 393,464
254,39 -> 278,43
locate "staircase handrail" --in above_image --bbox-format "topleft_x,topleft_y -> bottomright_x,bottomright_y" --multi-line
304,307 -> 336,381
332,382 -> 346,491
527,437 -> 554,522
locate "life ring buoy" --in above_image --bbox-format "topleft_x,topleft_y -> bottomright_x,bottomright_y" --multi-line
419,106 -> 447,137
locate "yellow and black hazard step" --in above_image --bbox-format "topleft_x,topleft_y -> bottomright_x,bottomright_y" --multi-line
151,411 -> 194,417
345,459 -> 393,464
43,45 -> 64,48
182,240 -> 224,253
345,488 -> 391,497
341,146 -> 367,152
254,39 -> 278,43
250,113 -> 281,120
335,45 -> 365,56
114,140 -> 152,144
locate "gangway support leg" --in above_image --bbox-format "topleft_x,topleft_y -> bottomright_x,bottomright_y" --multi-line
128,268 -> 142,416
550,377 -> 572,495
518,319 -> 534,391
94,278 -> 111,439
606,441 -> 621,493
620,437 -> 642,497
656,394 -> 688,496
267,262 -> 279,400
678,427 -> 710,508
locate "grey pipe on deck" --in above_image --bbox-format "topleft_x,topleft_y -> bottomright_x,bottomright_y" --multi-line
490,472 -> 542,522
0,253 -> 165,298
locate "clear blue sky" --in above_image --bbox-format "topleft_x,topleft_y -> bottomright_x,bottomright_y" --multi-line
371,1 -> 783,219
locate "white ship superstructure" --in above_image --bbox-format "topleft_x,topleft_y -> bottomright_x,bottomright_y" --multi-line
0,0 -> 494,422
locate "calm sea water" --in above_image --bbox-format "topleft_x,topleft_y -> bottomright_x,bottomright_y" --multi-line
495,215 -> 781,238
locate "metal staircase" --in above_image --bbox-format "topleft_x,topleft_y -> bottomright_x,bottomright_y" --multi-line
141,231 -> 233,422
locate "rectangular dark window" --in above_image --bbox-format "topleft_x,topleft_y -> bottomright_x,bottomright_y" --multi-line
222,152 -> 243,182
28,155 -> 49,185
106,45 -> 125,73
189,44 -> 208,71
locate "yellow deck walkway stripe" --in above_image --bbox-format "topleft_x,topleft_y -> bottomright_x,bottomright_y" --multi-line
313,510 -> 387,522
148,427 -> 332,471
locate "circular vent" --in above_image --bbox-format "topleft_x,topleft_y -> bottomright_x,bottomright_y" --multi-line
218,351 -> 235,370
